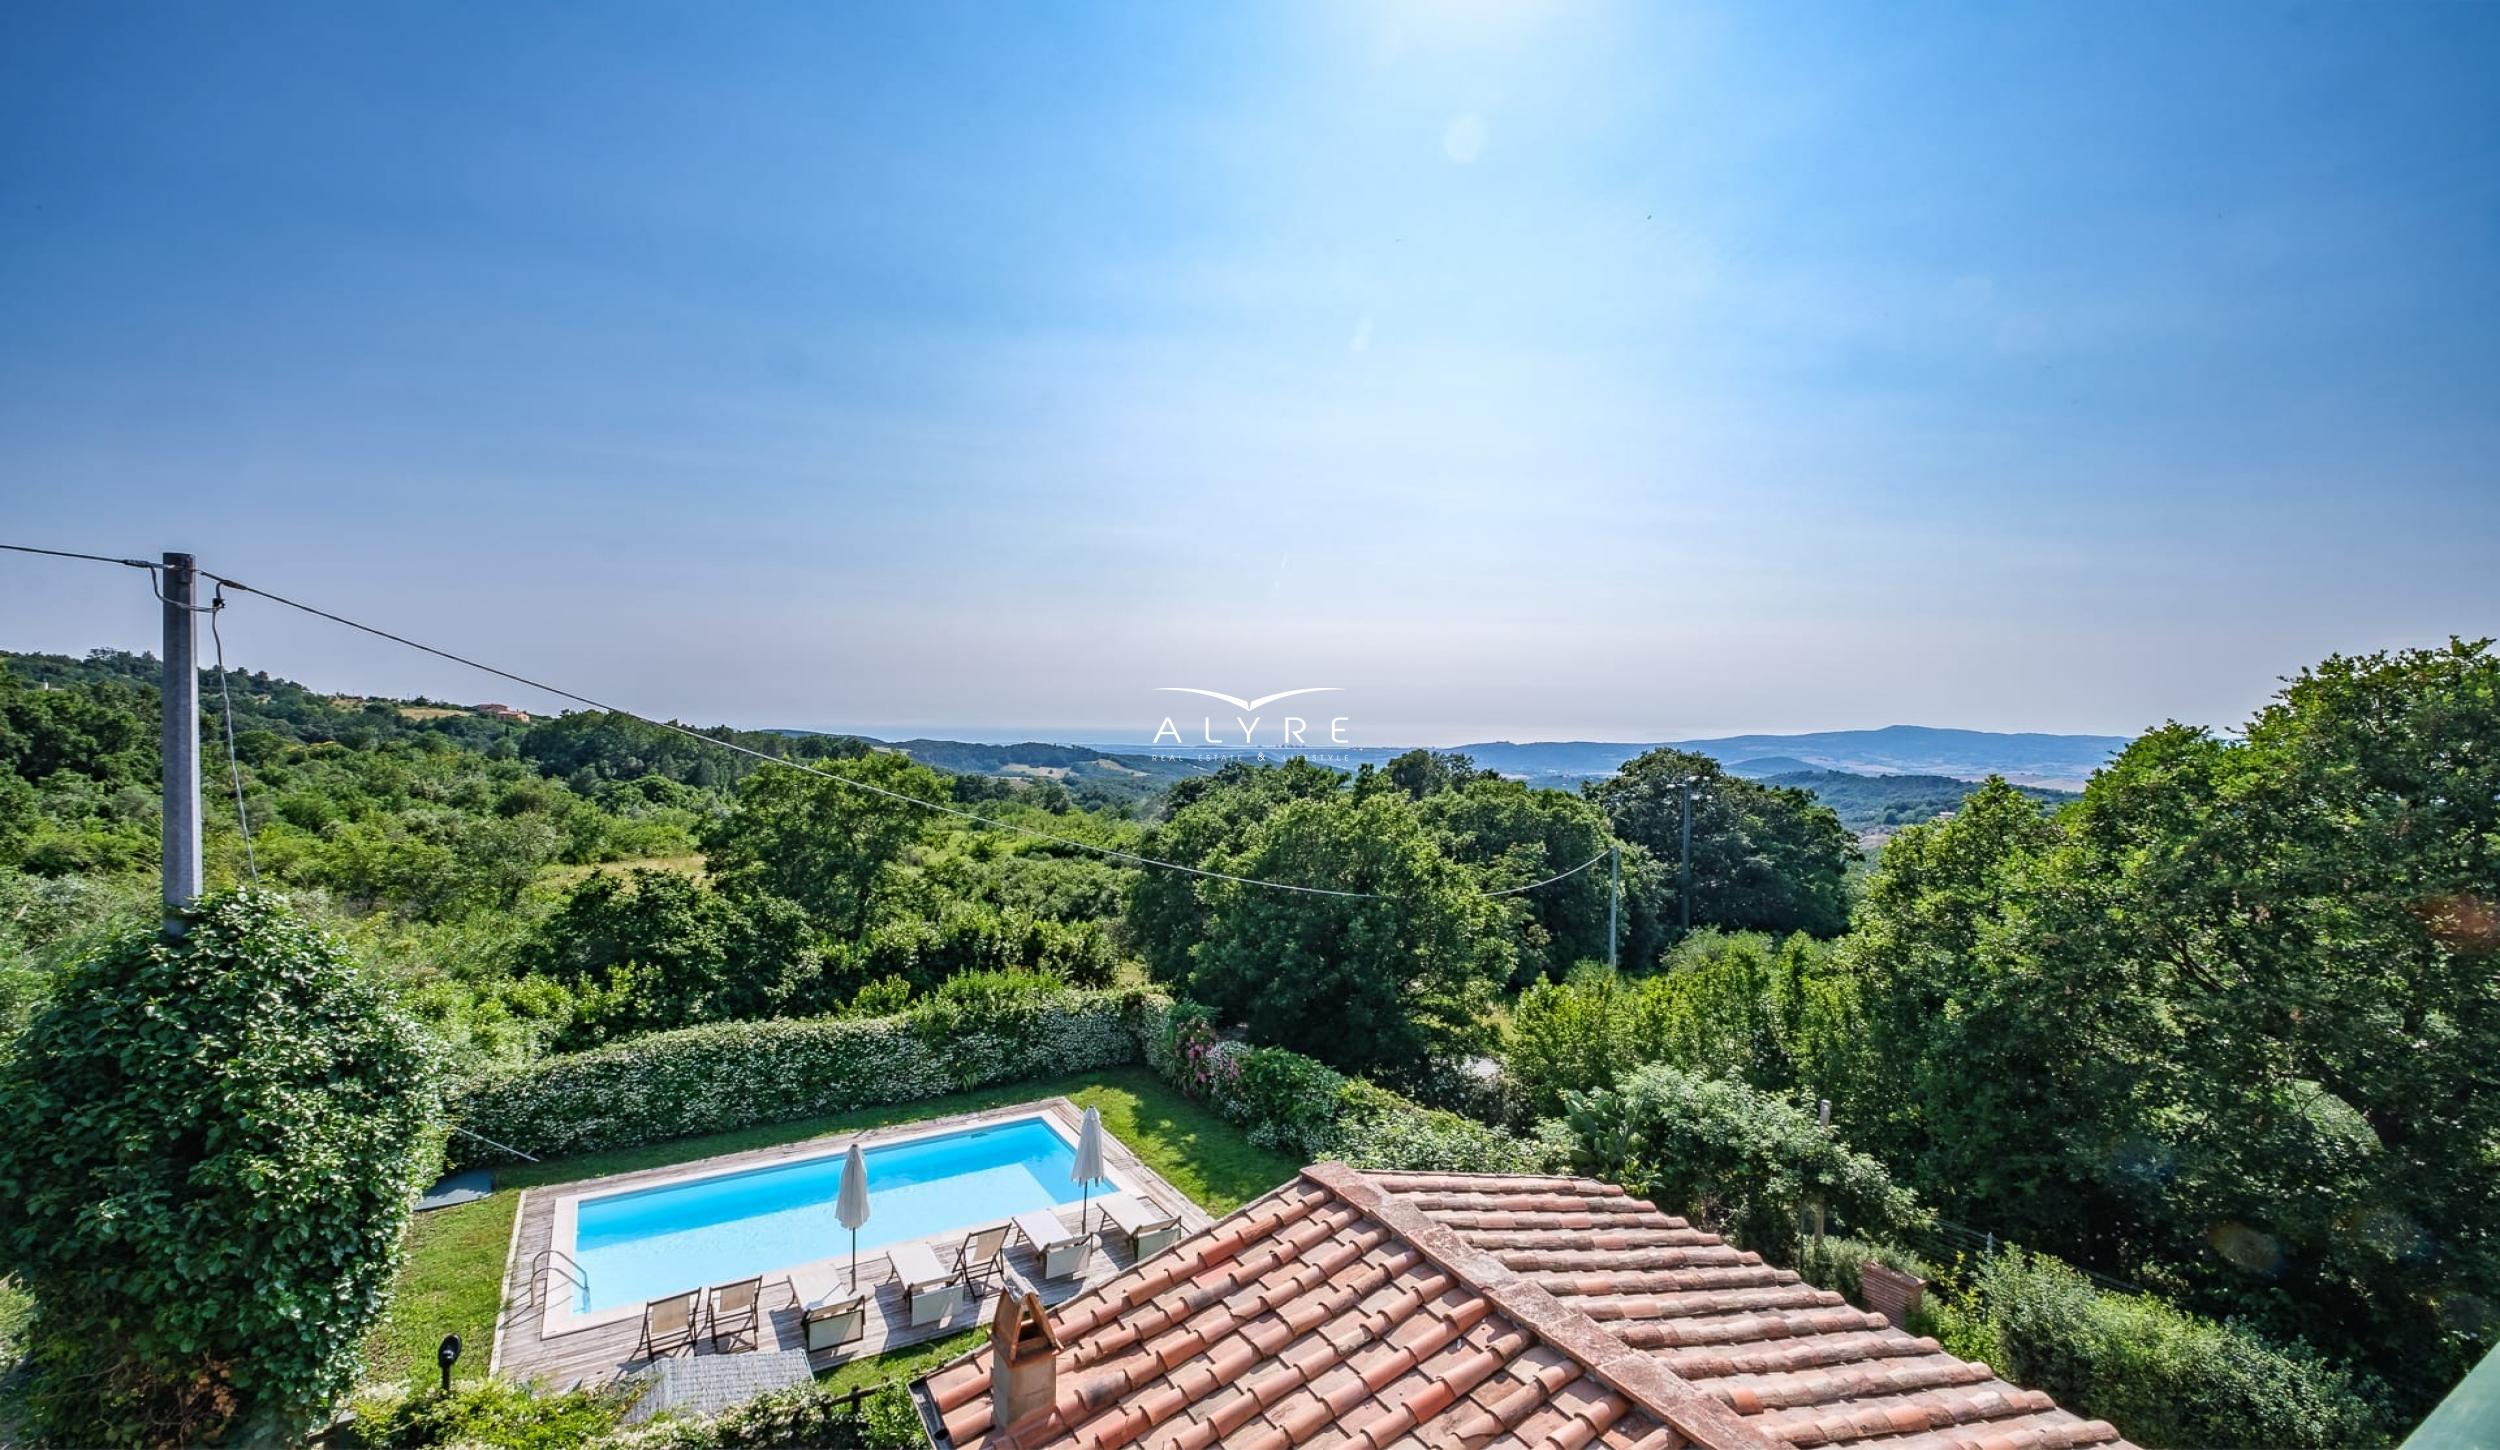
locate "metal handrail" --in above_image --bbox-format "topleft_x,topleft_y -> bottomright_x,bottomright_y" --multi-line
530,1247 -> 590,1308
450,1123 -> 539,1162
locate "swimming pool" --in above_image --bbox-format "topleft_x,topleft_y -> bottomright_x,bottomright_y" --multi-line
563,1115 -> 1104,1313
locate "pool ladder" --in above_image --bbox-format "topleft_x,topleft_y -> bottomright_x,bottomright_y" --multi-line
530,1247 -> 590,1309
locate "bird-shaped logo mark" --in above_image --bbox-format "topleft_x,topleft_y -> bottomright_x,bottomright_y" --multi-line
1155,687 -> 1343,712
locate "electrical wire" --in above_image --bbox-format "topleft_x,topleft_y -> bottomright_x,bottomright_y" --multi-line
5,542 -> 1630,907
201,570 -> 1388,898
1478,849 -> 1610,898
208,586 -> 258,882
0,543 -> 157,569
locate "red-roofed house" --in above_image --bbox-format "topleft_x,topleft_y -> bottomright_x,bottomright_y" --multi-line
916,1164 -> 2129,1450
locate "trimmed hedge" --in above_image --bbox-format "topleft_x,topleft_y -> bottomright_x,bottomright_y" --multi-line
446,986 -> 1144,1166
1136,997 -> 1561,1175
447,984 -> 1556,1179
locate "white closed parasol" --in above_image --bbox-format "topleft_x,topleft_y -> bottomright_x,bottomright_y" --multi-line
837,1142 -> 871,1293
1072,1106 -> 1108,1228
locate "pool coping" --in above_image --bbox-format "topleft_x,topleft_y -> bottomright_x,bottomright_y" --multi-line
494,1094 -> 1217,1389
537,1107 -> 1139,1337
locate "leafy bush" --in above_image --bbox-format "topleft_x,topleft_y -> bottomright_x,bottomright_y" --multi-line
844,973 -> 913,1017
1793,1234 -> 1935,1305
1963,1250 -> 2387,1449
447,988 -> 1139,1165
1332,1079 -> 1562,1174
0,1276 -> 31,1376
343,1378 -> 636,1448
608,1382 -> 920,1449
0,891 -> 440,1445
1500,936 -> 1863,1123
340,1379 -> 921,1450
524,870 -> 817,1034
1230,1047 -> 1346,1159
1135,995 -> 1562,1174
1564,1062 -> 1923,1260
907,967 -> 1071,1043
834,902 -> 1119,995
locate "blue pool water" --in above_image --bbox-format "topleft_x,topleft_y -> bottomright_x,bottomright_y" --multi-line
571,1117 -> 1090,1311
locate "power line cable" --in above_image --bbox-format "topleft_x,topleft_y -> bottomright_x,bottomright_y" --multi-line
0,543 -> 157,570
0,544 -> 261,881
208,586 -> 258,883
1478,849 -> 1609,897
4,542 -> 1630,906
202,570 -> 1388,899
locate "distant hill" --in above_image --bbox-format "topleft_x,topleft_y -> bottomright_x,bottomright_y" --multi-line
1764,769 -> 2077,838
882,738 -> 1202,796
868,725 -> 2132,797
1665,725 -> 2126,790
1451,725 -> 2127,791
1723,755 -> 1818,778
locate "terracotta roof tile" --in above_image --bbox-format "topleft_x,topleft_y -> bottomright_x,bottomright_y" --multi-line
916,1167 -> 2129,1450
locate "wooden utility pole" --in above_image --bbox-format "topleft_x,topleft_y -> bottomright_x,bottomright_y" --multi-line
161,551 -> 202,927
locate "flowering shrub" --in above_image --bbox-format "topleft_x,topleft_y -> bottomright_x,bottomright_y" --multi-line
1160,1000 -> 1227,1098
447,989 -> 1137,1165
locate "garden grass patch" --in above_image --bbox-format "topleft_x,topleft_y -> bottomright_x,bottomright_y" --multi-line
362,1193 -> 522,1392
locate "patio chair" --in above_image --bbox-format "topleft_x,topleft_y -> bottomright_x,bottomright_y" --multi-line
1097,1193 -> 1182,1260
631,1289 -> 700,1361
953,1222 -> 1013,1296
706,1275 -> 764,1352
890,1239 -> 967,1327
1012,1207 -> 1093,1282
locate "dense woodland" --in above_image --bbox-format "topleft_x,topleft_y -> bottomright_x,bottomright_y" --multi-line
2,639 -> 2495,1436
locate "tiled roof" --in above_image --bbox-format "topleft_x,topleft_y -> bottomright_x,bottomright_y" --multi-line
918,1165 -> 2131,1450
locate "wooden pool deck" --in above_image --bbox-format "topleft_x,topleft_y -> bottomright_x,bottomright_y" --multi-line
488,1096 -> 1215,1390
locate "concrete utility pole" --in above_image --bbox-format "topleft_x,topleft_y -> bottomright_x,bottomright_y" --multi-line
1678,778 -> 1695,934
1607,844 -> 1620,971
161,551 -> 202,926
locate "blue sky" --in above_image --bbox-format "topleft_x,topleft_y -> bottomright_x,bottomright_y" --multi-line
3,1 -> 2495,744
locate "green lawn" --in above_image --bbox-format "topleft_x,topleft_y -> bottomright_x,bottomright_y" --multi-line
364,1065 -> 1296,1393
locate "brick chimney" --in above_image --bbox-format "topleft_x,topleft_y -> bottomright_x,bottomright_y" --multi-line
989,1290 -> 1062,1433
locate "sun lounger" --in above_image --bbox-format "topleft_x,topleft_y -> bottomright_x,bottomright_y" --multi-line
1097,1193 -> 1182,1259
706,1275 -> 763,1352
631,1289 -> 700,1360
800,1288 -> 868,1351
1013,1208 -> 1093,1281
890,1239 -> 965,1326
953,1221 -> 1013,1295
